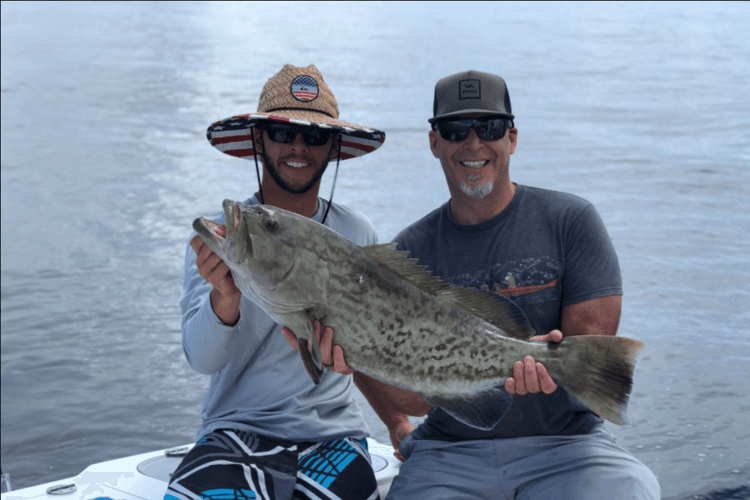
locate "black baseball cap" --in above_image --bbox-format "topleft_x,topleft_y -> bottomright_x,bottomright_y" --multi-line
429,70 -> 514,124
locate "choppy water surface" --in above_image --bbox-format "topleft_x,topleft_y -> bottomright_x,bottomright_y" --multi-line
2,3 -> 749,499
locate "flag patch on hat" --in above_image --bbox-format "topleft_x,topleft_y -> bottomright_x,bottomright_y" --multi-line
291,75 -> 319,102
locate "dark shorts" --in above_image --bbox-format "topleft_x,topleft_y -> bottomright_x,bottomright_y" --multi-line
165,429 -> 379,500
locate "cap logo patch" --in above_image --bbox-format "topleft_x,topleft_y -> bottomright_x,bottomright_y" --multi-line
291,75 -> 319,102
459,79 -> 481,100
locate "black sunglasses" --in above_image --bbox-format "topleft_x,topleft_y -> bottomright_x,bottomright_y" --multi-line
433,118 -> 514,142
260,122 -> 334,147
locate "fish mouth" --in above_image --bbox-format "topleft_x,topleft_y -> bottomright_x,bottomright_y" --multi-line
222,199 -> 241,236
192,217 -> 224,246
192,200 -> 252,260
222,199 -> 254,261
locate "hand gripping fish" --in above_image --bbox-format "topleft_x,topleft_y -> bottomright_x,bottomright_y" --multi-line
193,200 -> 645,429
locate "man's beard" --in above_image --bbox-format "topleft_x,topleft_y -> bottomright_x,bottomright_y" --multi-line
460,181 -> 494,200
260,149 -> 330,194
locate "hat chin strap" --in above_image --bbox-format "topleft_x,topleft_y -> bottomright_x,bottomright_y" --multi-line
252,128 -> 341,225
320,134 -> 341,225
253,125 -> 265,205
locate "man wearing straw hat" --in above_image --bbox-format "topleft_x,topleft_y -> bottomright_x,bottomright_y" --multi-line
326,70 -> 660,498
168,65 -> 385,500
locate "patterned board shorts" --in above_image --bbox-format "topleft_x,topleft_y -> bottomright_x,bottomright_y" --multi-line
165,429 -> 380,500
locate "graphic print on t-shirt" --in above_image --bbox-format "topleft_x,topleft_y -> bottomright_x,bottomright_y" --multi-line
448,257 -> 559,299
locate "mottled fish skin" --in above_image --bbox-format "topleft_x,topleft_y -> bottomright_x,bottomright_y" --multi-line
193,200 -> 645,429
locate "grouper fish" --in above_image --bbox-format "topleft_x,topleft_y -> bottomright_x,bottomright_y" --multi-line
193,200 -> 645,429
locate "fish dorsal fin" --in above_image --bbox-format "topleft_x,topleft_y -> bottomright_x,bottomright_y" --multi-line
438,287 -> 536,340
362,243 -> 453,295
362,244 -> 536,340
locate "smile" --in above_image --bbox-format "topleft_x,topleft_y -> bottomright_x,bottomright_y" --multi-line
285,161 -> 309,169
460,161 -> 488,168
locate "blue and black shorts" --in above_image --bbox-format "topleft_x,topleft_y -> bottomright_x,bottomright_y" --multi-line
165,429 -> 379,500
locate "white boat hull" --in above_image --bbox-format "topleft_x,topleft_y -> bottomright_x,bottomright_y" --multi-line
2,439 -> 401,500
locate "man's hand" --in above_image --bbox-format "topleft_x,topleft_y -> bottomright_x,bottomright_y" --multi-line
281,320 -> 354,375
504,329 -> 563,395
191,227 -> 241,325
389,419 -> 415,462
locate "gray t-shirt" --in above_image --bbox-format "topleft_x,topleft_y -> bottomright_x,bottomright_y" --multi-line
180,195 -> 378,442
394,184 -> 622,440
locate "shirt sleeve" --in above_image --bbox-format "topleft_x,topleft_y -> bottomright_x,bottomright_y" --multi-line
179,238 -> 241,375
561,203 -> 623,306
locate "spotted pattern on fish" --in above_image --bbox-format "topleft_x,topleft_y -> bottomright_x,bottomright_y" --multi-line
192,201 -> 645,428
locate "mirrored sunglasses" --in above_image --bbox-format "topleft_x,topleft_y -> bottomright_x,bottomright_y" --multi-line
434,118 -> 514,142
261,122 -> 334,147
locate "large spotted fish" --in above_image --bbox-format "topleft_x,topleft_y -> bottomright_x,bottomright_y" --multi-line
193,200 -> 644,429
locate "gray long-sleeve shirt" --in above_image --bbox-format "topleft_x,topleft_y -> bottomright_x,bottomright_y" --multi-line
180,195 -> 378,442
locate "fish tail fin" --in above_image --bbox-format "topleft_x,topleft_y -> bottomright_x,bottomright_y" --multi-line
548,335 -> 645,426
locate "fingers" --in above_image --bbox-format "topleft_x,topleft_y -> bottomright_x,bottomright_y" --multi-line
524,356 -> 540,394
536,362 -> 558,394
192,236 -> 239,297
509,358 -> 531,395
314,320 -> 325,352
317,320 -> 332,363
504,376 -> 517,394
332,345 -> 354,375
317,321 -> 355,375
529,329 -> 564,343
390,420 -> 415,462
547,329 -> 564,343
283,319 -> 355,375
190,234 -> 204,254
506,356 -> 558,395
507,329 -> 561,395
281,327 -> 299,351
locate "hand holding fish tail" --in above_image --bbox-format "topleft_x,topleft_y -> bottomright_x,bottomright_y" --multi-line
190,230 -> 241,326
281,320 -> 354,375
505,330 -> 563,396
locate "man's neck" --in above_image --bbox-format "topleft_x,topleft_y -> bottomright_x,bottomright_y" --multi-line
256,181 -> 321,219
449,182 -> 516,226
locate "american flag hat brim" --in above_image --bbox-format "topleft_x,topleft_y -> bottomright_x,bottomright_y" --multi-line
206,112 -> 385,161
206,64 -> 385,161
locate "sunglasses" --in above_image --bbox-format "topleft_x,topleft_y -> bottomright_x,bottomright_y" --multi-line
433,118 -> 514,142
260,122 -> 334,147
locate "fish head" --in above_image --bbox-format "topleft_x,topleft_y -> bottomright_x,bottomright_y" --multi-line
192,200 -> 299,291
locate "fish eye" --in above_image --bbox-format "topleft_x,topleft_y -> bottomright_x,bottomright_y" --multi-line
265,219 -> 279,232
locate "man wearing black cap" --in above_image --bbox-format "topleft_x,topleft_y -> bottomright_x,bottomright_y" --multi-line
353,71 -> 660,498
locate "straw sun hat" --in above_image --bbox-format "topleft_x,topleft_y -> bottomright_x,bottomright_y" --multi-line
207,64 -> 386,160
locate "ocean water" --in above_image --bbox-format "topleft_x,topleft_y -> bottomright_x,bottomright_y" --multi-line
2,2 -> 749,499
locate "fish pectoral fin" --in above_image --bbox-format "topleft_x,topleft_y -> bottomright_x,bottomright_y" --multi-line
297,338 -> 323,384
438,288 -> 536,340
425,387 -> 514,431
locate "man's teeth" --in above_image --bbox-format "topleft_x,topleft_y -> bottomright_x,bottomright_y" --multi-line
461,161 -> 487,168
286,161 -> 307,168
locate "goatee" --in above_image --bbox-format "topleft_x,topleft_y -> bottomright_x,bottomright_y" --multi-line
460,181 -> 494,200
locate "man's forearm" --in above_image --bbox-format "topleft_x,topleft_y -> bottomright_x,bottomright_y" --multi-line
354,373 -> 430,425
210,287 -> 241,326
